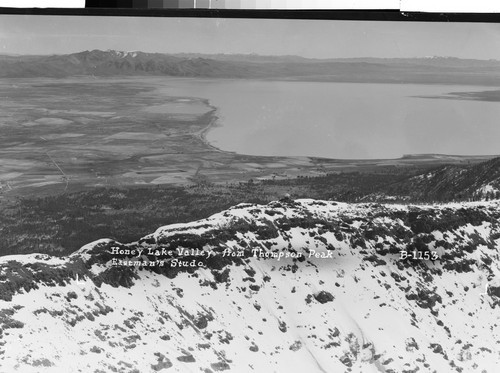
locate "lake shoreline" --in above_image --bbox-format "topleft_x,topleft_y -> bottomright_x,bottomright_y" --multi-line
0,77 -> 497,200
156,78 -> 500,159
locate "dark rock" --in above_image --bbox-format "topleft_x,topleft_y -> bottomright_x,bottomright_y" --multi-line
314,291 -> 334,304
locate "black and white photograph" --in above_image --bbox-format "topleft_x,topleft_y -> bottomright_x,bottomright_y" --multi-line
0,11 -> 500,373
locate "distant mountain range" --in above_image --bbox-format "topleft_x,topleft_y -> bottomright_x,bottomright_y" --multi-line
1,198 -> 499,372
2,49 -> 500,85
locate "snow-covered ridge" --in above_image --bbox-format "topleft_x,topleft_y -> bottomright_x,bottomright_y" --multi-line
0,199 -> 499,372
106,49 -> 139,58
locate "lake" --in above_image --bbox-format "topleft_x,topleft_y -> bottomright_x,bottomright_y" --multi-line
158,79 -> 500,159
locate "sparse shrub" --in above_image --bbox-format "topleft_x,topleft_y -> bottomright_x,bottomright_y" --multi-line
210,362 -> 230,371
66,291 -> 78,300
90,346 -> 102,353
177,354 -> 195,363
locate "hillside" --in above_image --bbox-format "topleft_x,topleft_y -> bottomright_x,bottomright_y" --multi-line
368,157 -> 500,202
0,199 -> 499,372
2,50 -> 500,85
1,156 -> 498,258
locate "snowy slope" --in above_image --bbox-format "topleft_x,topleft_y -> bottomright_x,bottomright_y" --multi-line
0,199 -> 499,373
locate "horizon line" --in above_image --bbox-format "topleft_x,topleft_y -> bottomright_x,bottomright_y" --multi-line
2,49 -> 500,62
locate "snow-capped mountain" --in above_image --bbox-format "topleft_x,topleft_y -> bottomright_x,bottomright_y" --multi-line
1,199 -> 499,372
107,50 -> 139,58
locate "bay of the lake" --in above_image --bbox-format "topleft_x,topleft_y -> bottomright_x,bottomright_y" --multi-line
158,79 -> 500,159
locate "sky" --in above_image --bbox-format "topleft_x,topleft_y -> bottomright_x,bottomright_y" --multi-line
1,15 -> 500,59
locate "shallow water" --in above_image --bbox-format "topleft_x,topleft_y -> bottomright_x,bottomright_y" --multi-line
159,79 -> 500,159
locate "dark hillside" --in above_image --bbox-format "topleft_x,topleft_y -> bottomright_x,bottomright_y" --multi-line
380,157 -> 500,202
